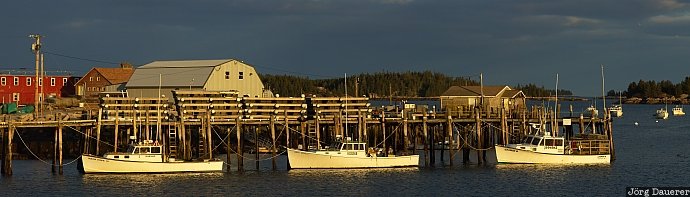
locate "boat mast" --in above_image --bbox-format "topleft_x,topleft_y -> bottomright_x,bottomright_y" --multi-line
554,73 -> 558,137
601,65 -> 606,116
344,73 -> 348,142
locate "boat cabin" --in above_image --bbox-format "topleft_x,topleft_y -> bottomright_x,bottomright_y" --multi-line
507,135 -> 566,155
103,140 -> 164,162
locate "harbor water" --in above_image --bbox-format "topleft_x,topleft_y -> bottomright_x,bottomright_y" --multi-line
2,102 -> 690,196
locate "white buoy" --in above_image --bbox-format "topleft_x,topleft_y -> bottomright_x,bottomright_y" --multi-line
655,120 -> 659,123
634,122 -> 639,126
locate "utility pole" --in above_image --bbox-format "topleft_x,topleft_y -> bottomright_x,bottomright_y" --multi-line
30,34 -> 42,118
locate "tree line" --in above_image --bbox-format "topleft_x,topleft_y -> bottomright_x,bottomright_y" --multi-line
617,77 -> 690,98
260,71 -> 566,97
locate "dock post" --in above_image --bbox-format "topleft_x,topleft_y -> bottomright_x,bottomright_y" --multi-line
579,114 -> 585,135
284,112 -> 290,170
52,121 -> 58,173
300,121 -> 306,150
58,115 -> 63,175
114,117 -> 119,153
476,107 -> 484,165
226,127 -> 231,170
381,113 -> 387,156
206,111 -> 212,159
316,113 -> 321,149
236,117 -> 243,171
0,121 -> 4,175
403,115 -> 409,156
447,115 -> 453,166
96,108 -> 102,156
3,121 -> 14,176
270,115 -> 277,170
423,111 -> 429,167
358,111 -> 363,142
608,115 -> 616,161
255,126 -> 259,171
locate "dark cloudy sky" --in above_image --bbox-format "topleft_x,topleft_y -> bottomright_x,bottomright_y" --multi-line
2,0 -> 690,96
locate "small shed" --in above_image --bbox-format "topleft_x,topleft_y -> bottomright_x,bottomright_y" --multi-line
440,85 -> 526,114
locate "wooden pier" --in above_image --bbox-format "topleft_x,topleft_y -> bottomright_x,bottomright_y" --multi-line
0,90 -> 616,175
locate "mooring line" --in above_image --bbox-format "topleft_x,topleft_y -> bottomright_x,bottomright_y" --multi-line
12,127 -> 83,166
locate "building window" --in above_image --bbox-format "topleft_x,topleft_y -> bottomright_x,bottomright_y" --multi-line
26,78 -> 32,86
225,71 -> 230,79
239,72 -> 244,80
14,77 -> 19,86
63,78 -> 67,85
39,78 -> 43,86
51,78 -> 56,86
12,93 -> 19,102
89,77 -> 93,81
96,77 -> 100,81
1,77 -> 5,86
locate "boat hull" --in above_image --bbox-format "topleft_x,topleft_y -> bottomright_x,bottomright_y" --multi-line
495,146 -> 610,164
287,149 -> 419,169
81,154 -> 224,173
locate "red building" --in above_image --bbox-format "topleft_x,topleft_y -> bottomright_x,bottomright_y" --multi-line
0,71 -> 79,105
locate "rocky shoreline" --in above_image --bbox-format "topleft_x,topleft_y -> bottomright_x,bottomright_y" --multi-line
623,97 -> 690,105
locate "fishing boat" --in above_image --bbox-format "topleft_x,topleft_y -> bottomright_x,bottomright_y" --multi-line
495,132 -> 611,164
656,108 -> 669,119
287,141 -> 419,169
609,105 -> 623,117
609,91 -> 623,117
496,71 -> 610,164
80,140 -> 224,173
586,105 -> 599,117
672,105 -> 685,116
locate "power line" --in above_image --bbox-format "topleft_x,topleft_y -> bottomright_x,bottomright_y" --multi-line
43,51 -> 121,65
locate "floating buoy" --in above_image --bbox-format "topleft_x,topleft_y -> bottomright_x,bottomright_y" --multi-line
655,120 -> 659,123
634,122 -> 639,126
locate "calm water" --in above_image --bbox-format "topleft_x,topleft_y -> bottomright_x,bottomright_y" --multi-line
2,102 -> 690,196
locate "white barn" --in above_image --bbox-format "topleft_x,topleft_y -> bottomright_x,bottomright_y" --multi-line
125,59 -> 265,100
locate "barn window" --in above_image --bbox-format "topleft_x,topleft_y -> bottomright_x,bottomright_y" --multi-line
26,78 -> 32,86
225,71 -> 230,79
89,77 -> 93,81
39,78 -> 43,86
1,77 -> 5,86
12,93 -> 19,102
51,78 -> 56,86
239,72 -> 244,80
63,78 -> 67,85
97,77 -> 100,81
14,77 -> 19,86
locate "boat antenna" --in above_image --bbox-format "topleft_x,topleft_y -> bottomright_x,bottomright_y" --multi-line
554,73 -> 558,137
344,73 -> 348,142
601,64 -> 606,116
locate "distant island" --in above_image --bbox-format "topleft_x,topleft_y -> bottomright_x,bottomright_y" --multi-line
260,71 -> 570,98
610,77 -> 690,105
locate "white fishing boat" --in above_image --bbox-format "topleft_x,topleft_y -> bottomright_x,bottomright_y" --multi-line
287,141 -> 419,169
495,132 -> 611,164
609,91 -> 623,117
672,105 -> 685,116
656,108 -> 669,119
80,140 -> 223,173
586,105 -> 599,117
609,105 -> 623,117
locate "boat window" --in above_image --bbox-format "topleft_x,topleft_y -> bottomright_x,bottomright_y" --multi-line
138,147 -> 151,154
359,144 -> 365,150
544,139 -> 555,146
114,156 -> 119,159
345,144 -> 353,150
124,156 -> 129,159
531,138 -> 541,145
555,139 -> 563,146
524,137 -> 533,144
151,147 -> 161,154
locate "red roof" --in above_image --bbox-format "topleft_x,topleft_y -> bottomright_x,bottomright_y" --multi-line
94,68 -> 134,84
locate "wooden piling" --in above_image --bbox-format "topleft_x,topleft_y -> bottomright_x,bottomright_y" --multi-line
236,117 -> 243,171
52,122 -> 58,173
96,108 -> 102,155
403,116 -> 409,156
4,121 -> 13,176
58,116 -> 63,175
476,107 -> 484,165
422,112 -> 429,167
226,127 -> 231,169
381,113 -> 387,156
114,117 -> 119,152
284,113 -> 290,169
447,115 -> 453,166
0,121 -> 5,175
255,126 -> 259,171
270,115 -> 277,170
